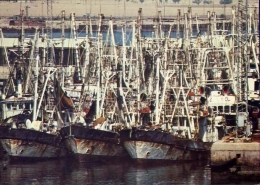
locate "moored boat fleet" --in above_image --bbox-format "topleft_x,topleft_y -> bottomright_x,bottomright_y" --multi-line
0,3 -> 259,167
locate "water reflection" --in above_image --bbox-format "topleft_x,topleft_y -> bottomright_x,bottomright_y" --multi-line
0,158 -> 257,185
0,159 -> 212,185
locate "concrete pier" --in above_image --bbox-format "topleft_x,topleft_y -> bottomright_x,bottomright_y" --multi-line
211,139 -> 260,167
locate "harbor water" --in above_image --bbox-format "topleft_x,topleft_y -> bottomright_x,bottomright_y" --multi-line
0,158 -> 258,185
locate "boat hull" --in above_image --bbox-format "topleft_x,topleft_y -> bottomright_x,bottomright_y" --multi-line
64,137 -> 130,162
120,128 -> 211,163
60,125 -> 130,162
0,126 -> 66,160
123,140 -> 209,163
1,139 -> 63,160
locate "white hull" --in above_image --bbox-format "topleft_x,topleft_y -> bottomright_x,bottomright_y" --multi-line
124,141 -> 207,162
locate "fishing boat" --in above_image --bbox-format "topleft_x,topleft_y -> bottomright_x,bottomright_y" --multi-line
59,13 -> 130,162
0,14 -> 65,160
119,10 -> 216,163
0,71 -> 64,161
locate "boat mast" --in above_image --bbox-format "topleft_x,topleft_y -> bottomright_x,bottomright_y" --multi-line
95,14 -> 103,119
195,14 -> 200,34
235,0 -> 249,138
32,33 -> 39,121
188,7 -> 193,37
128,20 -> 135,80
122,26 -> 127,81
82,12 -> 89,83
20,10 -> 25,54
24,28 -> 38,94
60,10 -> 65,66
177,9 -> 180,40
89,15 -> 93,37
154,55 -> 160,124
71,13 -> 82,83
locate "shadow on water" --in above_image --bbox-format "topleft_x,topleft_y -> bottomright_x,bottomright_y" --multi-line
0,158 -> 210,185
211,168 -> 260,185
62,159 -> 213,185
0,158 -> 258,185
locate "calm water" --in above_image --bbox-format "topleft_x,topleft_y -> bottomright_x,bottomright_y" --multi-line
0,158 -> 258,185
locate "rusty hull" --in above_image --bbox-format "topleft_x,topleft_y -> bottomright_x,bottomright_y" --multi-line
1,139 -> 64,159
0,126 -> 66,160
64,137 -> 130,162
60,125 -> 131,162
124,140 -> 208,163
120,128 -> 211,162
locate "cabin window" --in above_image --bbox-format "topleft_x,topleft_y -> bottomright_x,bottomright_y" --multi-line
25,103 -> 31,110
218,106 -> 223,112
19,103 -> 24,110
252,72 -> 257,78
7,103 -> 11,110
212,106 -> 217,112
12,103 -> 17,110
224,106 -> 230,113
231,105 -> 236,112
250,63 -> 256,69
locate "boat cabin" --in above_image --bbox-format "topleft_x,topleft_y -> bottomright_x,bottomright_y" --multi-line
0,94 -> 34,121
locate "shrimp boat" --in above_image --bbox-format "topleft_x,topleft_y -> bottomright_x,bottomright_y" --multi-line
119,10 -> 219,163
119,7 -> 258,164
0,14 -> 65,160
59,13 -> 130,162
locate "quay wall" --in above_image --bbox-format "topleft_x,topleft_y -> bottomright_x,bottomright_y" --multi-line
0,0 -> 258,21
211,140 -> 260,167
1,21 -> 234,32
0,0 -> 258,32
